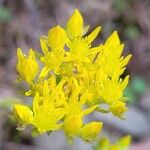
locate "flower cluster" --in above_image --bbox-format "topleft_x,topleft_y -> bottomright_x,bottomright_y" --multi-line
13,9 -> 131,142
95,135 -> 131,150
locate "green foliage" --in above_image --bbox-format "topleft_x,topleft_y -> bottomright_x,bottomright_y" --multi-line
112,0 -> 127,13
124,76 -> 147,104
0,98 -> 19,109
131,77 -> 146,94
0,6 -> 11,23
124,25 -> 141,40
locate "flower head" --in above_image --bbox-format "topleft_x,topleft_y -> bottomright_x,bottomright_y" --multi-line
14,93 -> 65,134
14,9 -> 131,142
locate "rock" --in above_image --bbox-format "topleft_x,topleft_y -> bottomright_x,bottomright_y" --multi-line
140,91 -> 150,111
35,131 -> 92,150
93,106 -> 150,137
3,142 -> 36,150
131,139 -> 150,150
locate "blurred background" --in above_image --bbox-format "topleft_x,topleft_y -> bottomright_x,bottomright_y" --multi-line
0,0 -> 150,150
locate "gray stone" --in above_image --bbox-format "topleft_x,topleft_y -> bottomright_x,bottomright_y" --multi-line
93,106 -> 150,137
35,131 -> 93,150
140,92 -> 150,111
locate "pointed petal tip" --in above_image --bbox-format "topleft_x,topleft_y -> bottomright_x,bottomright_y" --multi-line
28,48 -> 36,59
73,8 -> 82,19
113,30 -> 118,35
55,25 -> 62,29
128,54 -> 132,58
17,48 -> 22,54
74,8 -> 80,13
17,48 -> 24,60
111,30 -> 119,38
97,26 -> 101,31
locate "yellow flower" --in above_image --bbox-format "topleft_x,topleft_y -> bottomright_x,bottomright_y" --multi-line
27,76 -> 56,97
79,68 -> 129,109
63,78 -> 99,140
16,48 -> 39,83
14,9 -> 131,142
64,9 -> 101,77
65,26 -> 101,64
95,31 -> 132,78
14,93 -> 65,134
32,93 -> 65,133
99,74 -> 129,104
96,135 -> 131,150
39,26 -> 66,77
80,122 -> 103,141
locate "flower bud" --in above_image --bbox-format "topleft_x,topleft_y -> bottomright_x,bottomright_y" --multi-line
13,104 -> 33,124
80,122 -> 103,141
16,48 -> 39,83
66,9 -> 83,39
109,101 -> 127,117
48,25 -> 66,49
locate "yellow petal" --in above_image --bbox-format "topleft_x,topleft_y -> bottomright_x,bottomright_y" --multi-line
66,9 -> 83,39
40,38 -> 49,54
110,145 -> 119,150
86,26 -> 101,44
28,49 -> 36,60
23,58 -> 39,83
54,108 -> 65,120
17,48 -> 25,62
121,54 -> 132,67
117,135 -> 131,148
48,25 -> 66,49
120,75 -> 129,90
83,105 -> 99,116
13,104 -> 33,124
33,92 -> 40,115
38,66 -> 50,80
63,114 -> 83,139
96,138 -> 110,150
105,31 -> 120,46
